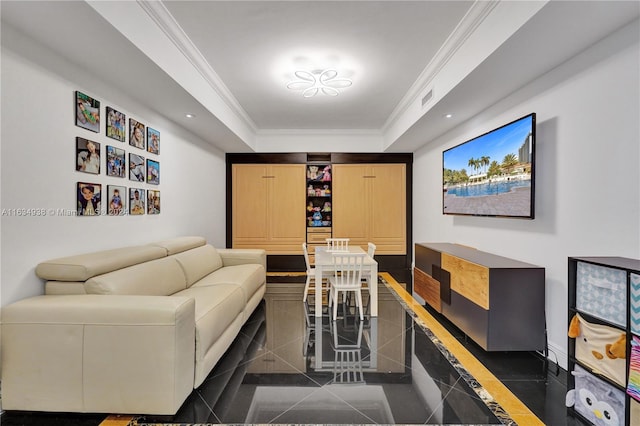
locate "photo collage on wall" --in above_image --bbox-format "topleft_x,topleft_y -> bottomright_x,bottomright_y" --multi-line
74,90 -> 160,216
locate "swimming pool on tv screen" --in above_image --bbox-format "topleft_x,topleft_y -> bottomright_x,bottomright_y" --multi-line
446,180 -> 531,197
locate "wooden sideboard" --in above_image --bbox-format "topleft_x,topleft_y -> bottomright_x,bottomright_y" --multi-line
414,243 -> 545,351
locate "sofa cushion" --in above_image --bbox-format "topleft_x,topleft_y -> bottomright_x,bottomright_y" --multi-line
172,245 -> 223,287
85,257 -> 186,296
149,236 -> 206,255
192,264 -> 265,303
35,245 -> 167,282
45,282 -> 87,295
172,284 -> 245,359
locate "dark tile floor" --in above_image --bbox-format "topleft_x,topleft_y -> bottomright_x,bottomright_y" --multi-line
0,276 -> 584,425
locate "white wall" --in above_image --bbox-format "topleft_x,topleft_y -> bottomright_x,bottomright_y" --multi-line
0,27 -> 227,307
413,20 -> 639,368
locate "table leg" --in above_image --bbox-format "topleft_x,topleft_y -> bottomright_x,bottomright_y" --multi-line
315,264 -> 323,318
370,263 -> 378,316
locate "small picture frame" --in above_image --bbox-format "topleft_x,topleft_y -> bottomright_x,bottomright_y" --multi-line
107,185 -> 126,216
148,190 -> 160,215
75,91 -> 100,133
106,145 -> 125,178
77,182 -> 102,216
129,153 -> 145,182
147,159 -> 160,185
129,187 -> 145,215
76,137 -> 101,174
147,127 -> 160,155
129,118 -> 145,150
106,107 -> 126,142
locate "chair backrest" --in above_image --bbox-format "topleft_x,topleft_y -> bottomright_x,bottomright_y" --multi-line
326,238 -> 350,252
302,242 -> 312,273
331,252 -> 365,287
367,242 -> 377,258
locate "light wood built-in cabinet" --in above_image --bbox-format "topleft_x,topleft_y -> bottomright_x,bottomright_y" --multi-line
332,164 -> 406,254
232,164 -> 306,254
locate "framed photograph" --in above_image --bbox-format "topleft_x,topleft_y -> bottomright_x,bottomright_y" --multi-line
106,145 -> 125,178
107,185 -> 126,216
77,182 -> 101,216
148,190 -> 160,215
147,127 -> 160,154
76,91 -> 100,133
129,187 -> 145,215
129,118 -> 145,149
76,137 -> 101,174
147,159 -> 160,185
129,153 -> 145,182
106,107 -> 126,142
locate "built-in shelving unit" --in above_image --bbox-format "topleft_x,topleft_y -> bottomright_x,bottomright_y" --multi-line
567,256 -> 640,426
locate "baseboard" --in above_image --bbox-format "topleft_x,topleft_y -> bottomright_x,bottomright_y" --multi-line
546,340 -> 568,371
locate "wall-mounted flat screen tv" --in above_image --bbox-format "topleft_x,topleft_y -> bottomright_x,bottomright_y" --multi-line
443,113 -> 536,219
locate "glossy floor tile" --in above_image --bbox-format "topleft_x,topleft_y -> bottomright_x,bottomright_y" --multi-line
0,275 -> 580,425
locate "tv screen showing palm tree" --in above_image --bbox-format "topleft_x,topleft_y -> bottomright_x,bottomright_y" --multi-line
443,113 -> 536,219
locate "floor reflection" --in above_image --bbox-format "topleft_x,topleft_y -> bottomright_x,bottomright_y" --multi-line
131,277 -> 546,425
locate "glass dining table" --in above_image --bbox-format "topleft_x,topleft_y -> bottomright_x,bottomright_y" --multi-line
313,245 -> 379,318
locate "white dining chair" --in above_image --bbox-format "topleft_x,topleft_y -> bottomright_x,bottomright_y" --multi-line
326,238 -> 350,252
328,252 -> 366,321
302,242 -> 323,302
331,319 -> 365,384
358,242 -> 376,314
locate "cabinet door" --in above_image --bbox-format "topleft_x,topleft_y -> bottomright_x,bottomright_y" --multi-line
268,164 -> 306,252
333,164 -> 406,254
232,164 -> 269,245
332,164 -> 369,246
369,164 -> 406,254
232,164 -> 305,253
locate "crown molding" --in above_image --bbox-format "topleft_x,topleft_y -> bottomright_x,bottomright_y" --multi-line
137,0 -> 258,133
382,0 -> 499,133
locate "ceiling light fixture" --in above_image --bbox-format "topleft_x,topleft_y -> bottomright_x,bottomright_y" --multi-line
286,69 -> 352,98
444,113 -> 453,118
185,113 -> 196,118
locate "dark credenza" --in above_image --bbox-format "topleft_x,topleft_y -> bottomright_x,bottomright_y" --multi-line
414,243 -> 546,351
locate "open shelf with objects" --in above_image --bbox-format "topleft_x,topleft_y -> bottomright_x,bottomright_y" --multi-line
306,163 -> 332,264
567,256 -> 640,426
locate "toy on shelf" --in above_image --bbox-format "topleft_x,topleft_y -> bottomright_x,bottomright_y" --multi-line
322,201 -> 331,212
312,211 -> 323,227
566,364 -> 625,426
307,165 -> 320,180
322,165 -> 332,182
568,313 -> 627,386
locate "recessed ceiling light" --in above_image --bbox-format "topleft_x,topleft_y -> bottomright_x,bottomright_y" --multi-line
444,113 -> 453,119
286,69 -> 352,98
185,113 -> 196,118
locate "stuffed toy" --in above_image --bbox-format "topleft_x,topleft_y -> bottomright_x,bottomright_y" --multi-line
568,313 -> 626,386
322,165 -> 332,182
312,211 -> 323,227
307,165 -> 319,180
566,364 -> 625,426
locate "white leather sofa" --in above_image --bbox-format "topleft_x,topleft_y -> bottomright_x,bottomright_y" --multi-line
1,236 -> 266,415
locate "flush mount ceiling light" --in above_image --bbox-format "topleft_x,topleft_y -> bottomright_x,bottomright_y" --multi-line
286,69 -> 352,98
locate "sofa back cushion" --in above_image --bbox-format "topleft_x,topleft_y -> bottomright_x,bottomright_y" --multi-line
172,245 -> 223,287
85,257 -> 186,296
148,236 -> 206,255
35,245 -> 167,282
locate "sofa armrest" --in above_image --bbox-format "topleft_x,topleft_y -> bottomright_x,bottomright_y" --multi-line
1,295 -> 195,414
218,248 -> 266,270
